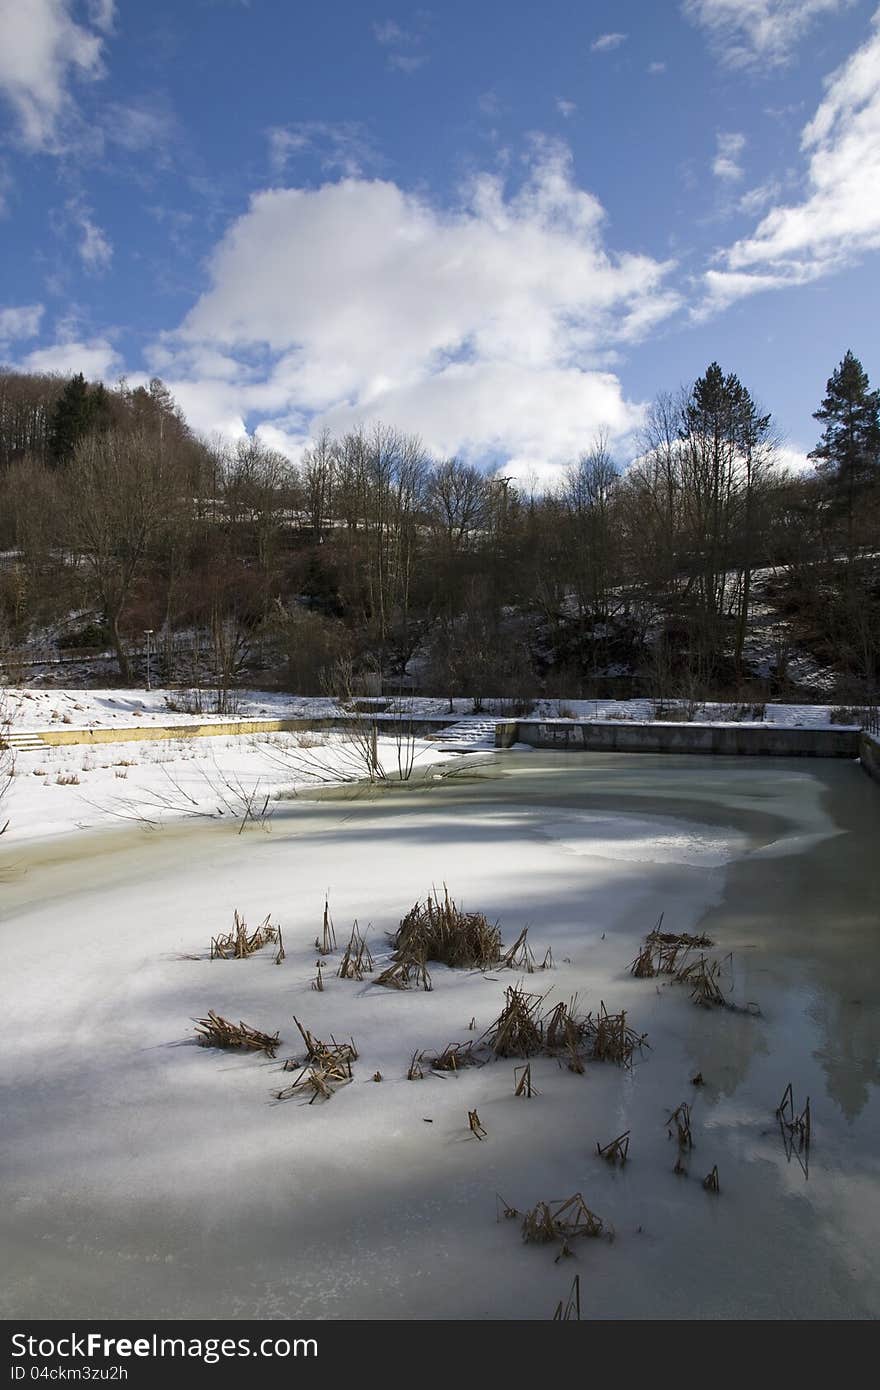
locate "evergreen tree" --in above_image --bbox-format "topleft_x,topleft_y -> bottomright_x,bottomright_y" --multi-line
809,350 -> 880,562
48,373 -> 112,465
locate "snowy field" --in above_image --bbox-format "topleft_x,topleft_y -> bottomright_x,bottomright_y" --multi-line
2,748 -> 878,1320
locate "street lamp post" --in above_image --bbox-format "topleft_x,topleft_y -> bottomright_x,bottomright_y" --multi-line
144,629 -> 154,692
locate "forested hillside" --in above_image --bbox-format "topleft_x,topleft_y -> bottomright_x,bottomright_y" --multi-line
0,355 -> 878,705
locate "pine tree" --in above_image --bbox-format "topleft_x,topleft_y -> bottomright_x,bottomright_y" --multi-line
47,373 -> 113,465
809,350 -> 880,560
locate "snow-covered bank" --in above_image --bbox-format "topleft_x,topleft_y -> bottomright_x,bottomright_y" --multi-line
3,686 -> 865,735
0,728 -> 457,846
2,752 -> 878,1320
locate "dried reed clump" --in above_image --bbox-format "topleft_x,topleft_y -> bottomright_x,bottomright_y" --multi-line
194,1010 -> 280,1057
480,988 -> 648,1070
482,985 -> 547,1058
674,955 -> 728,1007
629,914 -> 713,979
375,956 -> 432,991
210,909 -> 284,963
375,887 -> 548,992
275,1017 -> 358,1102
521,1193 -> 611,1246
422,1041 -> 479,1072
582,1002 -> 648,1068
393,886 -> 502,969
702,1165 -> 720,1193
337,921 -> 374,980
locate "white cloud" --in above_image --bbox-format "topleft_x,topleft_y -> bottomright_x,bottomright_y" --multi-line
103,97 -> 176,155
703,8 -> 880,310
737,179 -> 782,214
774,445 -> 816,474
648,61 -> 667,74
18,335 -> 120,379
154,140 -> 679,469
0,304 -> 44,342
87,0 -> 116,33
556,98 -> 577,118
682,0 -> 854,71
372,16 -> 427,72
712,131 -> 746,181
372,20 -> 409,46
268,122 -> 379,178
387,52 -> 426,73
0,0 -> 110,151
67,198 -> 113,271
0,161 -> 12,218
591,33 -> 627,52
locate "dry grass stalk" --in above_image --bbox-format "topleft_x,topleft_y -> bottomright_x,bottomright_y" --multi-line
541,947 -> 554,970
468,1016 -> 476,1031
552,1275 -> 581,1321
702,1165 -> 720,1193
514,1063 -> 537,1097
521,1193 -> 610,1246
691,1072 -> 705,1087
597,1130 -> 630,1166
311,961 -> 325,992
482,985 -> 547,1058
407,1051 -> 424,1080
496,1193 -> 519,1221
666,1102 -> 694,1150
375,956 -> 432,991
315,895 -> 337,955
501,926 -> 536,973
544,997 -> 588,1072
393,886 -> 502,969
424,1041 -> 479,1072
210,910 -> 283,962
675,955 -> 728,1008
630,941 -> 657,978
194,1010 -> 280,1057
337,921 -> 374,980
468,1108 -> 487,1140
776,1083 -> 811,1147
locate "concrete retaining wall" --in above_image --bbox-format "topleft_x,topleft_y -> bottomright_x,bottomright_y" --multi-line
860,731 -> 880,784
497,719 -> 860,758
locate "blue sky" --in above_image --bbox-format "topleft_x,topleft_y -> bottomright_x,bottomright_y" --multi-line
1,0 -> 879,484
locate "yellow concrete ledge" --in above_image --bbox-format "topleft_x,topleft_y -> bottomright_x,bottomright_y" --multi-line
27,713 -> 457,748
34,717 -> 332,747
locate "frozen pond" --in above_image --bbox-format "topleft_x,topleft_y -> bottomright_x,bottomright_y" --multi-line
1,752 -> 878,1319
